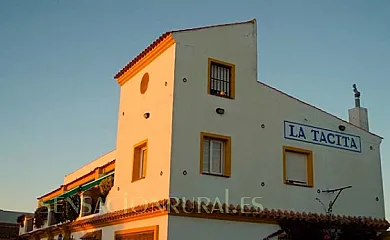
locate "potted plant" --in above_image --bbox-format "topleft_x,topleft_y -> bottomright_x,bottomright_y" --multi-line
34,206 -> 48,228
16,215 -> 25,227
99,176 -> 114,203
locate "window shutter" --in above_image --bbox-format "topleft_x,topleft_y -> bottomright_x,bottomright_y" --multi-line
285,151 -> 307,184
203,138 -> 210,172
140,148 -> 147,178
133,149 -> 140,180
211,140 -> 223,174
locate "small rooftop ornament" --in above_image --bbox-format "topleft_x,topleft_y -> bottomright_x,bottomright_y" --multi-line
353,84 -> 361,108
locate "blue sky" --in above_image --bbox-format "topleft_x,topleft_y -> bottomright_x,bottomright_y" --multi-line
0,0 -> 389,217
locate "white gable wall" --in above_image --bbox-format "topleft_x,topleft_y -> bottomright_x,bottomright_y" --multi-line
169,20 -> 384,218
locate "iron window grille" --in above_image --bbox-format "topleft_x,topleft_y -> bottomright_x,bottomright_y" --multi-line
209,61 -> 232,98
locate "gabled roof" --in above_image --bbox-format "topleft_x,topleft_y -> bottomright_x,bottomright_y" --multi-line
257,81 -> 382,139
112,19 -> 380,139
114,19 -> 255,80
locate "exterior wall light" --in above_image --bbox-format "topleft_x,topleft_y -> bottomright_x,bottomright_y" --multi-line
338,125 -> 346,131
216,108 -> 225,115
144,112 -> 150,119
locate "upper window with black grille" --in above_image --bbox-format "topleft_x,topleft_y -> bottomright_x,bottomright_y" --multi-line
208,58 -> 235,99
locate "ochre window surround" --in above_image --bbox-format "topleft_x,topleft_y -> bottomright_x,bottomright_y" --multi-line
283,146 -> 314,188
115,225 -> 159,240
200,132 -> 231,177
207,58 -> 236,99
132,139 -> 148,182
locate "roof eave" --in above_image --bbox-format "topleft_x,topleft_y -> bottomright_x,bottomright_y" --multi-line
257,81 -> 383,139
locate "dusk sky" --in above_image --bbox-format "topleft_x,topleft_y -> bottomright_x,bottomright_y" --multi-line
1,0 -> 389,218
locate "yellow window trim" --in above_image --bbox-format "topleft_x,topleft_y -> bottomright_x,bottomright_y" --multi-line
132,139 -> 148,182
200,132 -> 232,177
207,58 -> 236,99
115,225 -> 159,240
283,146 -> 314,188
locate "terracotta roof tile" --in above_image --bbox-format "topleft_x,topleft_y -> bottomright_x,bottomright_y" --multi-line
114,32 -> 172,80
169,199 -> 389,229
20,198 -> 389,238
114,19 -> 255,80
70,200 -> 168,229
73,198 -> 389,230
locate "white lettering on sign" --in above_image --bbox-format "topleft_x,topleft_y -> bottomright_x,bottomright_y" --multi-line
284,121 -> 361,153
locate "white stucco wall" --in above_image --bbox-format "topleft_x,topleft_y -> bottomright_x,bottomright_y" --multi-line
168,215 -> 279,240
169,20 -> 385,219
63,150 -> 115,185
70,215 -> 168,240
108,44 -> 176,212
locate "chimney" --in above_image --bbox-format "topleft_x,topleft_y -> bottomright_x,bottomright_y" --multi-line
348,84 -> 369,131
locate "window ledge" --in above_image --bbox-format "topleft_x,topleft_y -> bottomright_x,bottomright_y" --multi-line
210,94 -> 235,100
285,182 -> 313,188
201,172 -> 230,178
132,177 -> 145,183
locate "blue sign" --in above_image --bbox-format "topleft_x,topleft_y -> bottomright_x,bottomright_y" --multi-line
284,121 -> 361,153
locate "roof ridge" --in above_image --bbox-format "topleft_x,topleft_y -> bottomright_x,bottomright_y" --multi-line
114,19 -> 256,80
170,19 -> 255,33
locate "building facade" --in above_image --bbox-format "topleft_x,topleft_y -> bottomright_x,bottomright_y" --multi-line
18,19 -> 388,240
0,210 -> 31,240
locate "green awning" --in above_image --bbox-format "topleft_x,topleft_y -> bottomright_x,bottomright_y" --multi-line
80,172 -> 114,191
43,172 -> 114,205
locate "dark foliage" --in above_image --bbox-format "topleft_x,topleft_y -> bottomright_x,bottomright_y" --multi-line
16,215 -> 25,227
34,206 -> 48,228
65,194 -> 81,222
14,237 -> 28,240
279,220 -> 382,240
53,200 -> 66,224
99,176 -> 114,203
52,194 -> 81,224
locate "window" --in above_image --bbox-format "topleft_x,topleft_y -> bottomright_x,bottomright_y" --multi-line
208,58 -> 235,99
283,146 -> 314,187
132,139 -> 148,182
200,132 -> 231,177
81,187 -> 101,217
115,226 -> 158,240
25,217 -> 33,232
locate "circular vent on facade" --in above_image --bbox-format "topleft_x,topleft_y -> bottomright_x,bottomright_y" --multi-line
140,72 -> 149,94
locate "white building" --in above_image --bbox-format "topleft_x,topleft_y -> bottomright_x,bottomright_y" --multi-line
18,19 -> 388,240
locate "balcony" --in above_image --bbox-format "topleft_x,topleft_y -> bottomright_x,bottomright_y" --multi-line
20,172 -> 114,235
